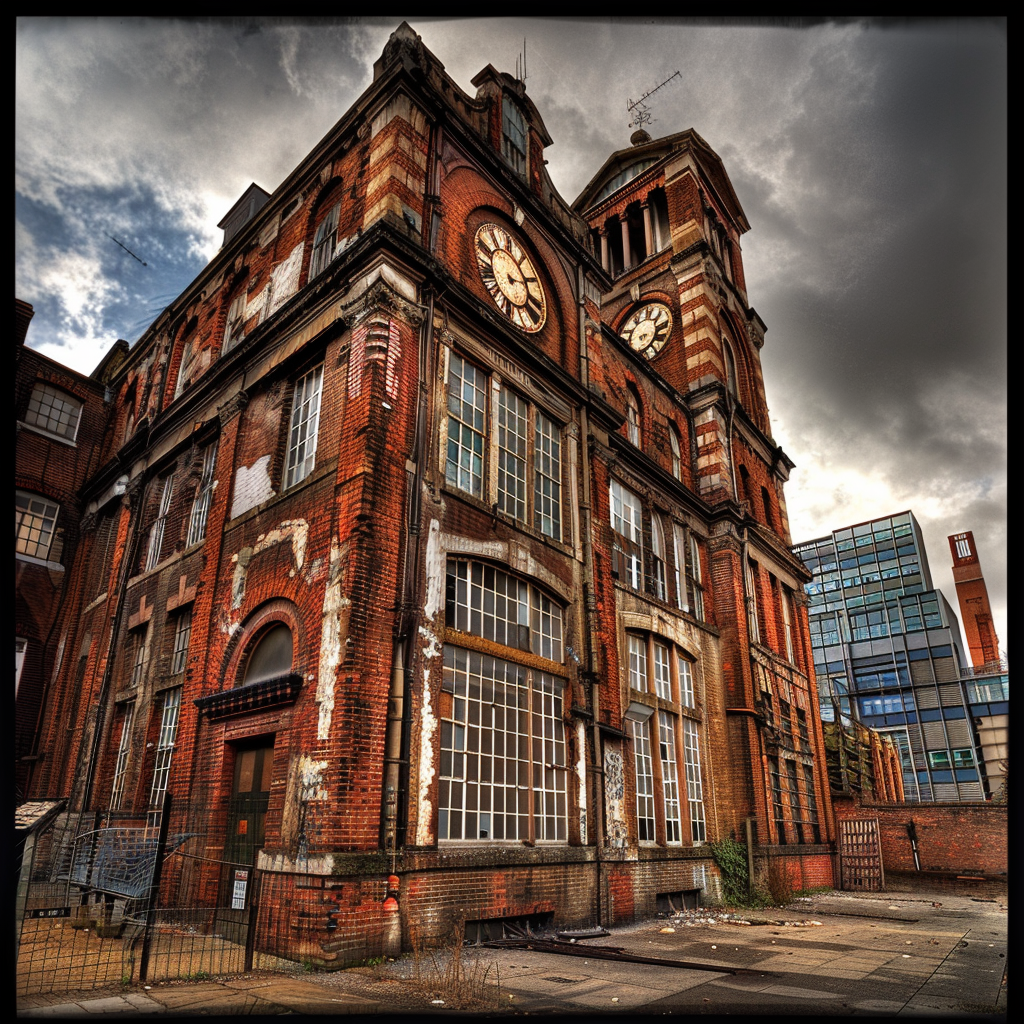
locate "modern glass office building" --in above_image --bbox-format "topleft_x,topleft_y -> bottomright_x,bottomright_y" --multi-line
794,511 -> 1006,801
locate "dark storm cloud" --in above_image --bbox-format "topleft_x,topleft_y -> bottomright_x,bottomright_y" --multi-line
15,16 -> 1006,654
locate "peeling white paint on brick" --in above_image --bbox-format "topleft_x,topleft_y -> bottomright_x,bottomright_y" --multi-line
229,519 -> 309,609
576,721 -> 588,846
231,455 -> 275,518
258,850 -> 335,874
317,536 -> 345,741
424,519 -> 444,621
298,754 -> 329,801
415,624 -> 441,847
253,519 -> 308,574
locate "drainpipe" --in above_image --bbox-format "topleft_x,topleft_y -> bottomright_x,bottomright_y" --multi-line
577,264 -> 605,926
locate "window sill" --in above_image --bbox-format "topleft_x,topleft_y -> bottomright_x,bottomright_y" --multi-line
18,420 -> 78,446
16,552 -> 64,572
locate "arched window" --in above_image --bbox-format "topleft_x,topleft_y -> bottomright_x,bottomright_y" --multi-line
243,624 -> 293,685
626,386 -> 642,447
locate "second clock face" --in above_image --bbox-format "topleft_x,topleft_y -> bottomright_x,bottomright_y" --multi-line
475,223 -> 547,333
620,302 -> 673,358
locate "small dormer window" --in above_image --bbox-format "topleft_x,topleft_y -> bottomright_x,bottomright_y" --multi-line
502,96 -> 527,176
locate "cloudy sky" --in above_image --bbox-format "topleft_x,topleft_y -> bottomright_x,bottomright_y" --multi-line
16,17 -> 1006,658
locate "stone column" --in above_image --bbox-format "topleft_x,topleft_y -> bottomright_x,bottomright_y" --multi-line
620,216 -> 632,271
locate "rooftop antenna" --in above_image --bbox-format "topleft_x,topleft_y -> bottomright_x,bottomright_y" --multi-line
627,70 -> 681,130
108,234 -> 148,267
516,37 -> 527,85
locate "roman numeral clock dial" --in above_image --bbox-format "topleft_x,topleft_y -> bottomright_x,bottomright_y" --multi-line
620,301 -> 673,359
474,223 -> 547,333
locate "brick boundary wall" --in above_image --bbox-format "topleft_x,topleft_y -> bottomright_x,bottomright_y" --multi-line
832,796 -> 1007,877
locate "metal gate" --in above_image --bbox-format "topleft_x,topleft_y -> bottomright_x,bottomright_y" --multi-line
15,797 -> 291,999
838,817 -> 884,891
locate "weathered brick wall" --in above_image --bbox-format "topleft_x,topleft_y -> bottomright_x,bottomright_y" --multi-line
833,796 -> 1007,875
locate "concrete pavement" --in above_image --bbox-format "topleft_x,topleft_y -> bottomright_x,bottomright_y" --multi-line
17,886 -> 1007,1018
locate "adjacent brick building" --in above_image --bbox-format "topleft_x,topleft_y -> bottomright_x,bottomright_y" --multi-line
25,23 -> 835,963
15,299 -> 127,801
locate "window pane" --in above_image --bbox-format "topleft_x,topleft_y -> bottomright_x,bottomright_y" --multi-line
659,712 -> 682,843
632,719 -> 655,841
682,719 -> 706,843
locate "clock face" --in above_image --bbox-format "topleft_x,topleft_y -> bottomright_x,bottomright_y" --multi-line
474,223 -> 547,333
620,302 -> 673,358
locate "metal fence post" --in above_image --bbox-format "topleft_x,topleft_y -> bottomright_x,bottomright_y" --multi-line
139,793 -> 172,983
244,868 -> 262,972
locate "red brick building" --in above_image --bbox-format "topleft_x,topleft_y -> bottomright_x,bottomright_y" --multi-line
15,299 -> 127,801
26,23 -> 834,962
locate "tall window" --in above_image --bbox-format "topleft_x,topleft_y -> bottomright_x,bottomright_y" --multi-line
170,610 -> 192,676
130,628 -> 149,688
781,585 -> 795,663
222,293 -> 247,354
187,442 -> 218,547
446,354 -> 562,540
669,424 -> 682,480
533,412 -> 561,540
723,337 -> 738,398
440,559 -> 566,842
610,479 -> 643,588
682,719 -> 706,842
659,712 -> 683,842
446,353 -> 487,498
310,202 -> 340,279
627,632 -> 702,845
501,96 -> 527,176
673,523 -> 705,620
650,514 -> 667,601
631,718 -> 656,841
24,382 -> 82,440
148,687 -> 181,823
284,364 -> 324,489
145,475 -> 174,571
110,702 -> 135,810
174,332 -> 200,398
625,387 -> 641,446
497,387 -> 528,521
16,491 -> 59,560
746,559 -> 761,643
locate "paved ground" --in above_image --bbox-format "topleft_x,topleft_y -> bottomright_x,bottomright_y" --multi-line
17,884 -> 1007,1018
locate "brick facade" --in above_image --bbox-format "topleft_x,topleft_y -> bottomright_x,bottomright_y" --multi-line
24,23 -> 837,965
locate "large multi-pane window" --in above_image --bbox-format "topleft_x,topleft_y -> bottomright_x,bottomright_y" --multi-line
16,491 -> 59,560
440,559 -> 566,842
148,687 -> 181,824
610,479 -> 643,588
186,442 -> 217,547
145,474 -> 174,571
170,610 -> 192,676
627,632 -> 702,845
24,382 -> 82,440
445,353 -> 563,540
110,702 -> 135,810
284,364 -> 324,488
222,292 -> 247,354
